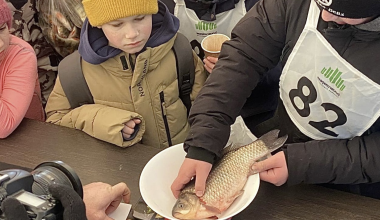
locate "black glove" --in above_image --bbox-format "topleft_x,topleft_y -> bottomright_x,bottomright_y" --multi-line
2,184 -> 87,220
1,197 -> 29,220
49,184 -> 87,220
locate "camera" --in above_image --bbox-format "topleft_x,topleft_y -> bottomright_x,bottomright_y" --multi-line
0,161 -> 83,220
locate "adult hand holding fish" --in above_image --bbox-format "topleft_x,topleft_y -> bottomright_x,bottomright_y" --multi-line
171,158 -> 212,199
172,130 -> 287,219
172,116 -> 256,200
251,151 -> 289,186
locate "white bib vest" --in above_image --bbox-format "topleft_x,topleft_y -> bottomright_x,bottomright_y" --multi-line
174,0 -> 246,58
279,0 -> 380,140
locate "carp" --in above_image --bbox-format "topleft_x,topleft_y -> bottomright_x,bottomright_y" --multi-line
172,130 -> 288,219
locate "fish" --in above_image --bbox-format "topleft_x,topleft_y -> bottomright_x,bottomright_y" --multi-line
172,130 -> 288,219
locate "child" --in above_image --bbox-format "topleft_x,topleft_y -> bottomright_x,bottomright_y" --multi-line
45,0 -> 207,148
0,0 -> 44,138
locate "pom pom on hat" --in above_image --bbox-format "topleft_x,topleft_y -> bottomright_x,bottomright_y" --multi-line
315,0 -> 380,18
0,0 -> 12,29
82,0 -> 159,26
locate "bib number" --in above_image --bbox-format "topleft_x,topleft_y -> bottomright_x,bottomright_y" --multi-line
288,76 -> 347,137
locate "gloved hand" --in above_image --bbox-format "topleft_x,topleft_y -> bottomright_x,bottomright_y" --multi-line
1,197 -> 29,220
1,184 -> 87,220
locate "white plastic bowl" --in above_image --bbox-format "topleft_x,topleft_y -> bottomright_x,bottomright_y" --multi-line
139,143 -> 260,220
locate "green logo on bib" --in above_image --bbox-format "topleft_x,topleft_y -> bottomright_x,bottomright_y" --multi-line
321,67 -> 346,91
195,21 -> 217,31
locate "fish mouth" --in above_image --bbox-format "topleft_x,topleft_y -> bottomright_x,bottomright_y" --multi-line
172,211 -> 188,219
172,211 -> 180,217
172,208 -> 191,216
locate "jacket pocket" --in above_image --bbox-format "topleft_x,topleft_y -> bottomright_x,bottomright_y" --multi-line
160,91 -> 172,146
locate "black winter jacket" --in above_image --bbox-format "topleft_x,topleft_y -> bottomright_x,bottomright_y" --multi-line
185,0 -> 380,186
161,0 -> 281,123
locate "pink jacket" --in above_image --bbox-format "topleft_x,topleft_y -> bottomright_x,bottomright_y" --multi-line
0,35 -> 43,138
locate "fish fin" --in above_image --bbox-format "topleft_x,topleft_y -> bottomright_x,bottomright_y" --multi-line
208,216 -> 219,219
259,129 -> 288,153
227,190 -> 244,203
203,204 -> 222,215
222,143 -> 241,155
259,153 -> 271,161
199,199 -> 222,215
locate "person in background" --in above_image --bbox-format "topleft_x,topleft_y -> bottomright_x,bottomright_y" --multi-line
6,0 -> 62,106
2,181 -> 131,220
161,0 -> 257,63
0,0 -> 44,139
45,0 -> 207,148
171,0 -> 380,200
161,0 -> 281,131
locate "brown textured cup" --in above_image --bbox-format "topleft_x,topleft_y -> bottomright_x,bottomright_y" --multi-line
201,34 -> 230,58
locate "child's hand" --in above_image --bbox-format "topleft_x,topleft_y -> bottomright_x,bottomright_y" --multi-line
122,118 -> 141,140
203,57 -> 218,73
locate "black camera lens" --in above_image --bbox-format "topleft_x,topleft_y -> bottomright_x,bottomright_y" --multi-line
31,161 -> 83,198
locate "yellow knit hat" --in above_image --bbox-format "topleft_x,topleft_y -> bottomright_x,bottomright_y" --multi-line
82,0 -> 159,26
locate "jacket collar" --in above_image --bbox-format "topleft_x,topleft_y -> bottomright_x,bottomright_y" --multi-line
355,16 -> 380,32
101,34 -> 177,80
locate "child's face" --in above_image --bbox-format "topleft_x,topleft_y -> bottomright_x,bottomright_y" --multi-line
101,15 -> 153,54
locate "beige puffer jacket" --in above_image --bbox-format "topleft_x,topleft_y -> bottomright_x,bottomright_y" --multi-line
45,34 -> 207,148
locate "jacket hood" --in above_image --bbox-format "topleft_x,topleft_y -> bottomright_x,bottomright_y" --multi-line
78,1 -> 179,65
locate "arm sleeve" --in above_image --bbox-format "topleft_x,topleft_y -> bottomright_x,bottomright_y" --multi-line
0,49 -> 37,138
185,0 -> 286,159
286,131 -> 380,185
45,76 -> 145,147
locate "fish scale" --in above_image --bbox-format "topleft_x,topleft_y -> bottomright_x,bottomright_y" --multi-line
198,140 -> 267,208
172,130 -> 288,219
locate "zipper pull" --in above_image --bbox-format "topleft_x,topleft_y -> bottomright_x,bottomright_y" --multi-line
129,55 -> 135,72
161,102 -> 167,116
120,56 -> 128,70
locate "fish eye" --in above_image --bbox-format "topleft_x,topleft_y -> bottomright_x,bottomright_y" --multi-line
178,203 -> 184,208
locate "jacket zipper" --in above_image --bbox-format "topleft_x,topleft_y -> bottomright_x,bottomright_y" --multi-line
160,91 -> 172,146
120,56 -> 128,70
129,55 -> 135,72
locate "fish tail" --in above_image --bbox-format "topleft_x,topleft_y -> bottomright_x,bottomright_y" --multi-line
259,130 -> 288,153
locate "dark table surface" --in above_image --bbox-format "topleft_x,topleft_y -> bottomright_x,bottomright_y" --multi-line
1,119 -> 380,219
